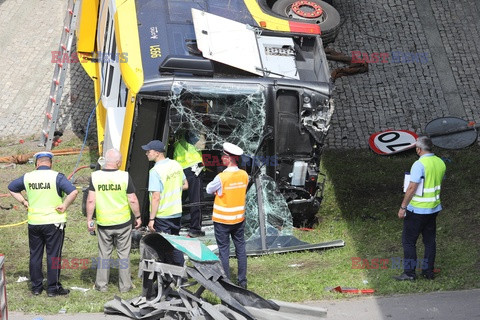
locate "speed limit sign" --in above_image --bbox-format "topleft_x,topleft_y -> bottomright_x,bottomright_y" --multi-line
369,130 -> 418,155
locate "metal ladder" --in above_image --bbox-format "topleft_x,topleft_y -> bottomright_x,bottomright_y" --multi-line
38,0 -> 81,149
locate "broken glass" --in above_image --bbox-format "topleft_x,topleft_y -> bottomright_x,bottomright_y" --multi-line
245,174 -> 293,240
169,81 -> 266,155
167,81 -> 294,241
166,81 -> 343,255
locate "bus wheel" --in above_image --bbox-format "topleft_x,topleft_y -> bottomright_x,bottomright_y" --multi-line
272,0 -> 341,44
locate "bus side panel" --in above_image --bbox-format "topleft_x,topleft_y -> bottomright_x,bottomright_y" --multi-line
77,0 -> 100,54
275,90 -> 312,156
127,99 -> 169,215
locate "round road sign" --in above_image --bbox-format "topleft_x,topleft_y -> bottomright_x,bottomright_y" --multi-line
369,130 -> 418,155
425,117 -> 478,149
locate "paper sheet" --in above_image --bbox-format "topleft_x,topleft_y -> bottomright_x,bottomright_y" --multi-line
403,173 -> 424,196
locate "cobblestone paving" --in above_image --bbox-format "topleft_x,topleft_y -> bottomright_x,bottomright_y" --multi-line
430,0 -> 480,123
0,0 -> 95,142
325,0 -> 480,148
0,0 -> 478,150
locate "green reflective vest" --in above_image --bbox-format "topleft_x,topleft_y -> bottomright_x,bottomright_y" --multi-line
24,170 -> 64,225
151,160 -> 183,217
410,155 -> 446,209
173,138 -> 203,169
91,170 -> 131,226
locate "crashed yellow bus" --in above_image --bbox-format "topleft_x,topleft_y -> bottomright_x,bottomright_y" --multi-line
76,0 -> 338,228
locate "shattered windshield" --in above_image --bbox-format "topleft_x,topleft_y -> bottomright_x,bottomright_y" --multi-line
169,81 -> 266,155
167,81 -> 321,254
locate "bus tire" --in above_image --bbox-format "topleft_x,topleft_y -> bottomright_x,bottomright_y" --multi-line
272,0 -> 341,44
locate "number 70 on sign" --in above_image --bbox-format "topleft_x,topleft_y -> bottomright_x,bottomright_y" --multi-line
369,130 -> 418,155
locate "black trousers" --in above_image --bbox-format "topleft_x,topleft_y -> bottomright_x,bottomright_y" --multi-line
183,168 -> 202,233
153,217 -> 185,266
214,221 -> 247,287
402,211 -> 438,277
28,224 -> 65,292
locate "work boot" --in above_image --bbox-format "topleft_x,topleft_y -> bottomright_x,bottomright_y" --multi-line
393,273 -> 416,281
239,281 -> 247,290
47,287 -> 70,297
31,287 -> 43,296
421,271 -> 435,280
187,230 -> 205,238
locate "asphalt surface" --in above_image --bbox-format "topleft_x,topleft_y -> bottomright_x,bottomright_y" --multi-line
7,289 -> 480,319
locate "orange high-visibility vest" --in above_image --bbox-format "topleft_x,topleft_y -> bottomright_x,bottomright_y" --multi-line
212,169 -> 248,224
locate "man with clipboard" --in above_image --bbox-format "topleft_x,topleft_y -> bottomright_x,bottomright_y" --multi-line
394,136 -> 446,281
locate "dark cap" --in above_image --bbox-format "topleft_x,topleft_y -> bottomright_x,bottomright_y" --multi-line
185,130 -> 200,145
141,140 -> 165,152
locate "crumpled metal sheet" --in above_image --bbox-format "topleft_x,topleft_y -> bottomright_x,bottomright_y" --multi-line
301,98 -> 334,145
104,233 -> 327,319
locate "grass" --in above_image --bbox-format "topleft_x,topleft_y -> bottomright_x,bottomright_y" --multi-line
0,134 -> 479,314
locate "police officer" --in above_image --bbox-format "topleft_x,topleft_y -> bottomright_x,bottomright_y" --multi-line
86,149 -> 142,292
173,130 -> 204,238
142,140 -> 188,266
8,152 -> 78,296
394,136 -> 446,281
206,142 -> 248,289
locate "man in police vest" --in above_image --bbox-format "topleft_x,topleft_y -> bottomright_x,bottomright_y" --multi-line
143,140 -> 188,266
394,136 -> 446,281
206,142 -> 249,289
86,149 -> 141,292
173,130 -> 204,238
8,152 -> 78,297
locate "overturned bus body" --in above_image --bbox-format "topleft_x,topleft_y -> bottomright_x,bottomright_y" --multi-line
77,0 -> 335,227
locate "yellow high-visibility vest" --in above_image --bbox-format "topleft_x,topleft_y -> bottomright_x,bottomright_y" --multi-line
24,170 -> 64,225
91,170 -> 131,226
173,138 -> 203,169
151,160 -> 184,217
410,156 -> 446,209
